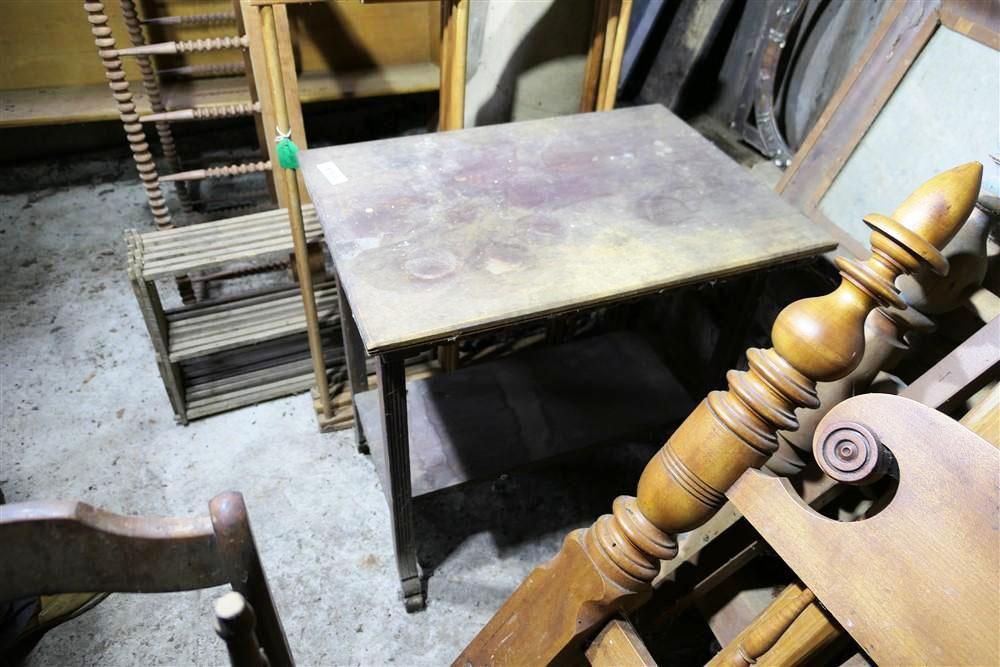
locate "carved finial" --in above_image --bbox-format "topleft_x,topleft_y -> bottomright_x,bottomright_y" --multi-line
455,164 -> 982,666
772,162 -> 981,381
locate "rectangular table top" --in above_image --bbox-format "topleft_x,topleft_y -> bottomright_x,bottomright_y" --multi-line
301,105 -> 834,354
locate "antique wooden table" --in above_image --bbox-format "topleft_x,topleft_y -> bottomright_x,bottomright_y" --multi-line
300,105 -> 834,610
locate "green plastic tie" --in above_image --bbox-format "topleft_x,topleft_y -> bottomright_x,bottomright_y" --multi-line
275,127 -> 299,170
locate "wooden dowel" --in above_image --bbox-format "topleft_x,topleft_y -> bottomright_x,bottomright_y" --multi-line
213,592 -> 268,667
114,34 -> 248,57
160,161 -> 271,182
438,0 -> 455,130
601,0 -> 633,111
141,11 -> 235,26
580,0 -> 610,112
734,589 -> 817,666
449,0 -> 469,129
158,62 -> 246,78
595,0 -> 621,111
140,101 -> 260,123
260,4 -> 333,421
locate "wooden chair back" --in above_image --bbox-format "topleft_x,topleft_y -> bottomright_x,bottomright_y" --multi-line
0,491 -> 292,667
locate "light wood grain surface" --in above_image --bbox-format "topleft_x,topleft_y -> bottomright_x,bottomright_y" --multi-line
301,105 -> 834,353
728,393 -> 1000,666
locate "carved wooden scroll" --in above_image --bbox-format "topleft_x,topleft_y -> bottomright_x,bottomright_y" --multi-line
454,162 -> 982,666
729,394 -> 999,665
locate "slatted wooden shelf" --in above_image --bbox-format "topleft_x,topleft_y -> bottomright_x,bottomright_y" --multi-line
128,205 -> 322,280
183,331 -> 344,420
127,205 -> 343,425
0,63 -> 440,128
167,281 -> 339,362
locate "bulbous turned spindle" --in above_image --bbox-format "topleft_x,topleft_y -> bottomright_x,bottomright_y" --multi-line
119,0 -> 192,213
141,11 -> 236,26
765,306 -> 927,476
455,162 -> 982,667
160,160 -> 271,182
158,62 -> 246,78
767,194 -> 994,476
731,588 -> 817,667
140,101 -> 260,123
83,1 -> 171,229
114,35 -> 249,57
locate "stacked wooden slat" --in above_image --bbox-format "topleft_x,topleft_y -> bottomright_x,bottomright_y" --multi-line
126,206 -> 345,425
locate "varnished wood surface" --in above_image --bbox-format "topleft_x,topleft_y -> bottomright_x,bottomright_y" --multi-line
727,393 -> 1000,665
302,105 -> 833,354
585,619 -> 656,667
709,582 -> 841,667
355,332 -> 692,498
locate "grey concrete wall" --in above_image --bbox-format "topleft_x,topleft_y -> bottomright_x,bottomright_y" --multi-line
464,0 -> 594,126
820,27 -> 1000,244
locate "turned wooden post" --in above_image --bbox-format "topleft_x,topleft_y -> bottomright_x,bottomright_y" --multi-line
455,162 -> 982,666
119,0 -> 193,213
83,1 -> 170,228
214,592 -> 268,667
722,588 -> 817,667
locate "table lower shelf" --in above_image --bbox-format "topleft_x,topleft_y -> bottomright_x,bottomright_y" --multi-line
355,331 -> 693,499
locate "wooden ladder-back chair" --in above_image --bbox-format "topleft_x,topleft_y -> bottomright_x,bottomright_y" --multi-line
0,491 -> 292,667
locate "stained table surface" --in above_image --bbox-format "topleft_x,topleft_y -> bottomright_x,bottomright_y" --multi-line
301,105 -> 834,354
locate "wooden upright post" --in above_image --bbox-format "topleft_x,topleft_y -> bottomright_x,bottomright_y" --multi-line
438,0 -> 469,131
258,4 -> 333,427
455,163 -> 982,665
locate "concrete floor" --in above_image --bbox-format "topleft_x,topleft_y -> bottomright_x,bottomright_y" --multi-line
0,163 -> 661,665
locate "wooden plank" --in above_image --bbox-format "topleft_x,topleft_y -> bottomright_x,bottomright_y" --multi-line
0,0 -> 436,91
727,394 -> 999,665
585,619 -> 656,667
301,105 -> 834,355
169,298 -> 339,361
356,332 -> 692,498
901,316 -> 999,412
580,0 -> 609,112
0,64 -> 439,128
960,384 -> 999,446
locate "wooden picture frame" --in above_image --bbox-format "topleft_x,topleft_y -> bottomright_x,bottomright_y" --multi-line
775,0 -> 999,259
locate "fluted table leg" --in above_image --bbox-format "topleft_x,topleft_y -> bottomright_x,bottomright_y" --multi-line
376,352 -> 423,612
